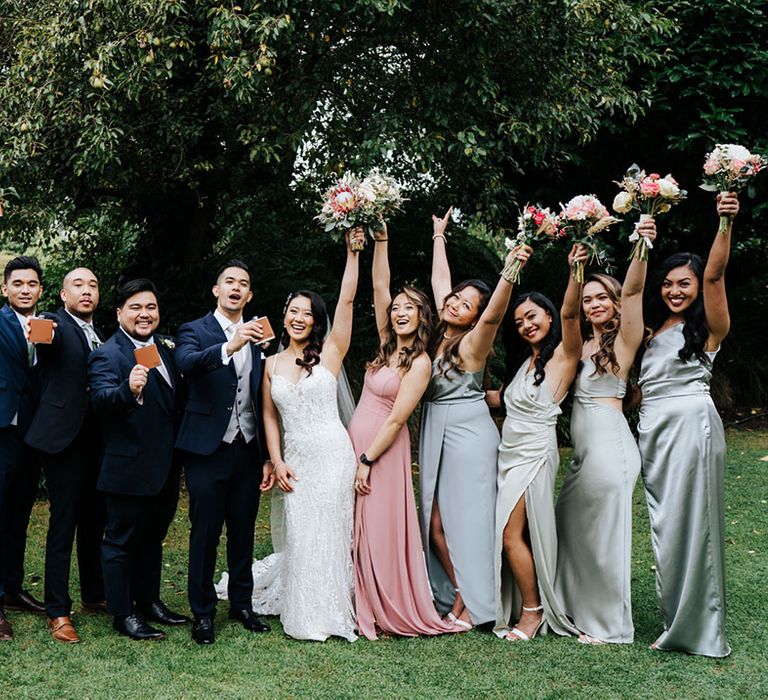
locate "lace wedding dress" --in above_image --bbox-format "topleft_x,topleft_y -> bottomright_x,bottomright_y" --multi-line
216,363 -> 358,641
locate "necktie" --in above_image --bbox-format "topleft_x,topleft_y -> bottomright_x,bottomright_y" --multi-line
228,324 -> 246,374
83,324 -> 101,350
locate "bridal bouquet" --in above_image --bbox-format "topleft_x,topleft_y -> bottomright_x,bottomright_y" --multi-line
559,195 -> 620,282
700,144 -> 766,234
613,164 -> 686,261
503,205 -> 565,284
316,170 -> 406,251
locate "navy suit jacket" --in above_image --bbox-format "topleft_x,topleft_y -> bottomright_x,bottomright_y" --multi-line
26,308 -> 104,454
87,329 -> 181,496
175,312 -> 267,458
0,303 -> 37,431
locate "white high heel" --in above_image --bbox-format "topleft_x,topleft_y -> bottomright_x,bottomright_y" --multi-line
505,604 -> 545,642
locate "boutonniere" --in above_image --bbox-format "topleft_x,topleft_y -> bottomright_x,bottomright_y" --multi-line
158,337 -> 175,350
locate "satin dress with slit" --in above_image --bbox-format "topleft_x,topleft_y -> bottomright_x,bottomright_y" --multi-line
638,323 -> 729,657
418,360 -> 497,625
349,366 -> 457,639
493,361 -> 579,638
555,357 -> 640,643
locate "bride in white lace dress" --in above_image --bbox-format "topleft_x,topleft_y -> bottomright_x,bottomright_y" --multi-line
229,230 -> 361,641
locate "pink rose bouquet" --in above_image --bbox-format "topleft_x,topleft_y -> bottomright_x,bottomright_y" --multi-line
503,204 -> 565,284
559,195 -> 620,282
700,144 -> 766,234
613,164 -> 686,261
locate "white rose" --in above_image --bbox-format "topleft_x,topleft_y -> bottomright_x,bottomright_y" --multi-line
612,191 -> 634,214
657,178 -> 679,198
721,144 -> 751,161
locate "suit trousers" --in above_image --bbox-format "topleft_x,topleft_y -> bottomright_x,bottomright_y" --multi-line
101,469 -> 180,617
185,438 -> 261,616
0,425 -> 41,601
43,428 -> 106,617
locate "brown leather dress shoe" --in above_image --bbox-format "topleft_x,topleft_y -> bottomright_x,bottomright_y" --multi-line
81,599 -> 109,614
0,612 -> 12,641
48,616 -> 80,644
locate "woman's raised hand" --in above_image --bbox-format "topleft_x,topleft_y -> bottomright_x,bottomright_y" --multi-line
636,217 -> 657,244
716,192 -> 739,219
568,243 -> 589,268
371,221 -> 388,241
345,226 -> 365,251
505,243 -> 533,269
432,207 -> 453,239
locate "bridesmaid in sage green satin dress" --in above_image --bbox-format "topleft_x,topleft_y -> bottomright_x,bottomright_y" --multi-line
419,208 -> 532,629
554,217 -> 656,645
638,193 -> 739,657
488,243 -> 588,642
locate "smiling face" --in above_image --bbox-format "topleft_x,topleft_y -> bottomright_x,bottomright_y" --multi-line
442,286 -> 482,330
390,291 -> 421,338
213,266 -> 253,318
514,299 -> 552,347
2,268 -> 42,315
61,268 -> 99,321
581,280 -> 617,328
117,291 -> 159,341
661,264 -> 700,315
283,294 -> 314,342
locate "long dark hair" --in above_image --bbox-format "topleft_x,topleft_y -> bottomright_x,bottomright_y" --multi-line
429,278 -> 492,377
644,252 -> 708,364
368,286 -> 433,372
279,290 -> 327,375
503,292 -> 561,387
582,273 -> 622,376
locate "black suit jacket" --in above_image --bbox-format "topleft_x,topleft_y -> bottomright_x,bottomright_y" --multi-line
87,330 -> 181,496
175,312 -> 267,458
25,308 -> 104,454
0,303 -> 38,431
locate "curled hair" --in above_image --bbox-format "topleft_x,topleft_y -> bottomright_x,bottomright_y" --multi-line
429,278 -> 492,377
644,253 -> 708,364
368,287 -> 433,373
279,290 -> 328,375
581,273 -> 622,375
503,292 -> 561,387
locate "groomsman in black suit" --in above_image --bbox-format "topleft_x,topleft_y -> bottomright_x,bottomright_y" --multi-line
176,260 -> 272,645
87,279 -> 188,641
0,256 -> 45,641
25,268 -> 107,643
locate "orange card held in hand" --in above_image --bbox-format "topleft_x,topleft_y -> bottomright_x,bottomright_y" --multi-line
253,316 -> 275,345
28,318 -> 54,344
134,344 -> 162,369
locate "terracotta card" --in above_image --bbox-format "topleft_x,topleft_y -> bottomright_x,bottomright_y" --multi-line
253,316 -> 275,345
28,318 -> 54,344
134,344 -> 162,369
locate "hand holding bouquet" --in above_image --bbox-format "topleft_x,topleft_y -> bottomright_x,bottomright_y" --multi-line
613,164 -> 685,261
316,170 -> 405,251
559,195 -> 620,283
502,204 -> 565,284
700,144 -> 765,234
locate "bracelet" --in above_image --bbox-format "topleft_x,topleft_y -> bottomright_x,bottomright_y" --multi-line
432,234 -> 446,241
374,238 -> 389,243
359,453 -> 375,467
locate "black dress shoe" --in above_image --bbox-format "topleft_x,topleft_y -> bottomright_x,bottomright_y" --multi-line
136,601 -> 191,626
192,616 -> 215,645
228,608 -> 269,633
113,614 -> 166,641
3,589 -> 46,614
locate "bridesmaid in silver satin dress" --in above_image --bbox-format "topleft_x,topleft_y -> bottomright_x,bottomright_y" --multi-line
554,218 -> 656,645
419,208 -> 531,629
488,244 -> 588,641
639,193 -> 739,657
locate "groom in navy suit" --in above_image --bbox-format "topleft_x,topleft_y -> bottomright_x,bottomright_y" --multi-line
0,256 -> 45,641
88,278 -> 188,641
175,260 -> 272,644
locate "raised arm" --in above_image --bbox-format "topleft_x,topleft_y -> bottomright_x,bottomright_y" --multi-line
371,222 -> 391,345
323,227 -> 363,374
460,245 -> 532,367
617,219 -> 656,362
354,355 -> 431,495
430,207 -> 453,312
559,244 -> 587,361
703,192 -> 738,349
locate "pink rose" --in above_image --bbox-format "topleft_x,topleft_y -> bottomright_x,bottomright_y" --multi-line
640,178 -> 660,197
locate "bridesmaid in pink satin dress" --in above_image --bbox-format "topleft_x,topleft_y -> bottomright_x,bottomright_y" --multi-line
348,223 -> 460,640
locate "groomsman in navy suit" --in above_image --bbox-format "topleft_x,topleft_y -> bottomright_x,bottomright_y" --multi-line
176,260 -> 272,645
25,268 -> 107,643
88,278 -> 189,641
0,256 -> 45,641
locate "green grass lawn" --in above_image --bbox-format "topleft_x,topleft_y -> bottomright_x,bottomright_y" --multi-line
3,430 -> 767,699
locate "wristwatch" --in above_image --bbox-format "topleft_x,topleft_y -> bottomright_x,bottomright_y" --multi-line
359,453 -> 375,467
